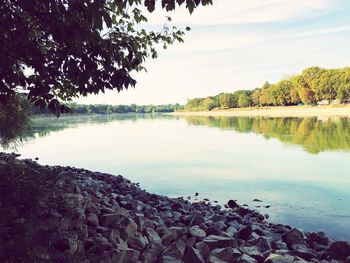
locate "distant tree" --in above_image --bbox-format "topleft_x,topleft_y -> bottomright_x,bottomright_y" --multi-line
251,89 -> 261,106
0,0 -> 212,115
238,93 -> 251,108
218,93 -> 234,108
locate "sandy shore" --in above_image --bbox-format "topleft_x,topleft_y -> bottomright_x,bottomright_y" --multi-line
173,105 -> 350,118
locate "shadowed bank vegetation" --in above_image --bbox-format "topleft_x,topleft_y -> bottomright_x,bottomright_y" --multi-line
184,67 -> 350,111
184,116 -> 350,154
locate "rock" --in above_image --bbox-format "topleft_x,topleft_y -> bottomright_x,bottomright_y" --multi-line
264,253 -> 294,263
327,241 -> 350,260
100,213 -> 120,227
226,226 -> 238,237
189,226 -> 206,239
292,243 -> 316,261
239,254 -> 258,263
203,235 -> 236,250
253,199 -> 263,202
110,248 -> 140,263
190,212 -> 204,226
346,256 -> 350,263
128,235 -> 148,250
209,247 -> 240,263
237,225 -> 253,240
96,236 -> 110,249
307,232 -> 329,246
256,237 -> 271,252
195,241 -> 210,259
86,212 -> 99,226
161,239 -> 186,260
282,228 -> 304,246
145,227 -> 162,245
162,227 -> 187,246
141,243 -> 164,263
239,246 -> 264,262
227,200 -> 239,208
183,246 -> 205,263
273,240 -> 288,250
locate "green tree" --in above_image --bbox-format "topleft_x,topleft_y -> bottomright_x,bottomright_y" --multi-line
0,0 -> 212,115
238,93 -> 251,108
218,93 -> 234,108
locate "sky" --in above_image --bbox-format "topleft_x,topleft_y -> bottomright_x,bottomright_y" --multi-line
77,0 -> 350,105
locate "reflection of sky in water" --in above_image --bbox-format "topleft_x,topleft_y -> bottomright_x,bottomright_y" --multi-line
7,115 -> 350,240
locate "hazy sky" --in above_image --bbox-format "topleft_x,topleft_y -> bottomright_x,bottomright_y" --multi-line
77,0 -> 350,105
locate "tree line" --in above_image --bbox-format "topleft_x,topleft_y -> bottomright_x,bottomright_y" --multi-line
184,67 -> 350,111
31,103 -> 184,115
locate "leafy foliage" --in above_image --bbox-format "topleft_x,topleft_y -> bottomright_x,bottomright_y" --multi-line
185,67 -> 350,111
0,0 -> 212,115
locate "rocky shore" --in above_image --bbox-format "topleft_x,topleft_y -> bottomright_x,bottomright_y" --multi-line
0,153 -> 349,262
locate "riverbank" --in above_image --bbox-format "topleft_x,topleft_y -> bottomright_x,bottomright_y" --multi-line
174,105 -> 350,118
0,153 -> 349,262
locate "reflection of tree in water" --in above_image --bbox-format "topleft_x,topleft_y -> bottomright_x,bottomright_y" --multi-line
185,116 -> 350,154
2,114 -> 180,149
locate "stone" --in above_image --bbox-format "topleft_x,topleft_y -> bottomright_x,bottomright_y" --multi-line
183,246 -> 205,263
96,236 -> 110,249
239,246 -> 264,262
162,227 -> 187,246
110,248 -> 140,263
239,254 -> 258,263
307,232 -> 329,246
209,247 -> 240,263
203,235 -> 236,250
264,253 -> 294,263
145,227 -> 162,245
141,243 -> 164,263
282,228 -> 304,246
226,226 -> 238,237
100,213 -> 120,227
190,212 -> 205,226
86,212 -> 99,226
256,237 -> 271,252
161,239 -> 186,260
291,243 -> 316,261
327,241 -> 350,260
189,226 -> 206,239
227,200 -> 239,208
195,241 -> 210,259
128,235 -> 148,250
237,225 -> 253,240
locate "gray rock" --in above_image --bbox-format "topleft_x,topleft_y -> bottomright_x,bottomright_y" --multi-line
209,247 -> 241,263
141,243 -> 164,263
195,241 -> 210,259
239,254 -> 258,263
161,239 -> 186,260
239,246 -> 264,262
291,243 -> 316,261
189,226 -> 206,239
110,248 -> 140,263
203,235 -> 236,250
237,225 -> 253,240
226,226 -> 238,237
100,213 -> 120,227
256,237 -> 271,252
183,246 -> 205,263
264,253 -> 294,263
128,235 -> 148,250
96,236 -> 110,249
145,227 -> 162,245
162,227 -> 187,246
327,241 -> 350,260
86,212 -> 99,226
190,212 -> 205,226
282,228 -> 304,246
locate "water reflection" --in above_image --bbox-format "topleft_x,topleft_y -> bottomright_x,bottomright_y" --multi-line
184,116 -> 350,154
23,114 -> 350,154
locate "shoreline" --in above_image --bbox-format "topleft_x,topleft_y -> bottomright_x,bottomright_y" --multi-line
173,105 -> 350,118
0,153 -> 349,262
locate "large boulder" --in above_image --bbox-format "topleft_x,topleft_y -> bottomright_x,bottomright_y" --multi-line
203,235 -> 236,250
327,241 -> 350,260
183,246 -> 205,263
282,228 -> 304,246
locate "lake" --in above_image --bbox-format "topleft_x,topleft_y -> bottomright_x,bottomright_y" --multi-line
5,114 -> 350,240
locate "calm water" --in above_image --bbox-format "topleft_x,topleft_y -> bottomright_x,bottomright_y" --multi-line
5,114 -> 350,240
